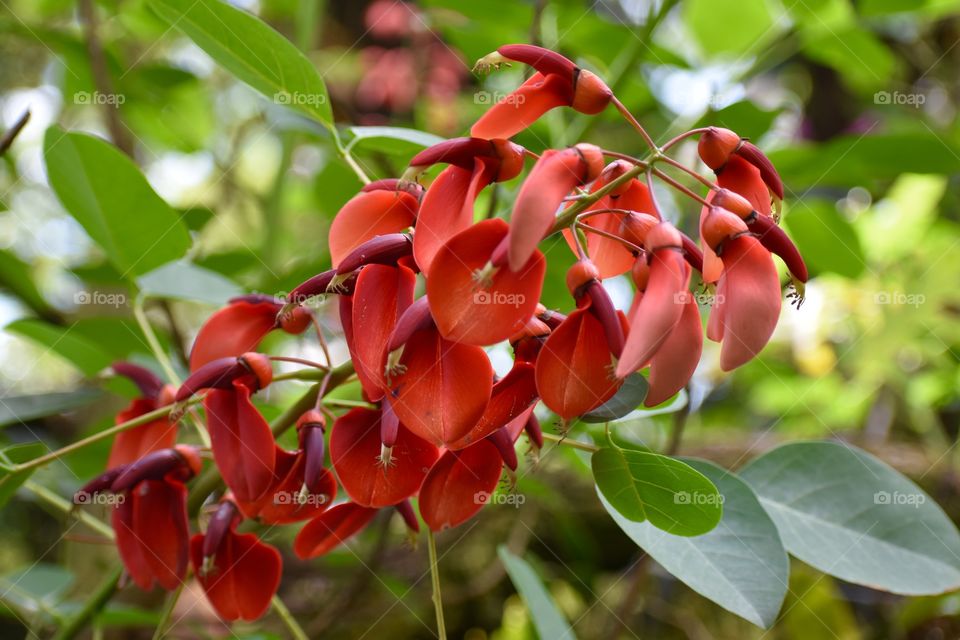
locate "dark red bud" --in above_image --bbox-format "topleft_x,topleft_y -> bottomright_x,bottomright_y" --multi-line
488,427 -> 518,471
537,308 -> 567,330
497,44 -> 576,78
334,233 -> 414,276
110,362 -> 165,399
387,297 -> 434,352
736,141 -> 784,200
298,416 -> 328,495
410,137 -> 524,182
361,178 -> 424,201
109,445 -> 201,493
749,214 -> 808,282
75,467 -> 125,501
583,281 -> 625,358
680,233 -> 704,274
287,269 -> 358,306
394,499 -> 420,533
202,499 -> 240,560
524,413 -> 543,450
175,353 -> 271,403
380,399 -> 400,450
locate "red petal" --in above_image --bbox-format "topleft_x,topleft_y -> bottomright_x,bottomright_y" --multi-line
189,301 -> 278,371
715,235 -> 782,371
616,250 -> 688,377
508,148 -> 586,271
535,302 -> 622,418
413,160 -> 496,272
330,407 -> 438,507
448,362 -> 538,449
699,205 -> 724,283
294,502 -> 378,559
107,398 -> 177,469
389,326 -> 493,446
329,190 -> 418,268
426,218 -> 544,346
191,530 -> 282,621
646,289 -> 703,406
717,155 -> 771,216
113,480 -> 189,591
419,440 -> 504,531
470,73 -> 571,139
204,381 -> 277,504
348,264 -> 417,401
242,449 -> 336,524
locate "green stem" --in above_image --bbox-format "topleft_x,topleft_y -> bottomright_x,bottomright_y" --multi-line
334,134 -> 371,184
50,565 -> 122,640
23,480 -> 114,539
541,432 -> 599,452
427,529 -> 447,640
151,582 -> 185,640
272,595 -> 309,640
550,162 -> 647,233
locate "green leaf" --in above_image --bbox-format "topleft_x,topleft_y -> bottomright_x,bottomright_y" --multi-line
147,0 -> 332,127
0,390 -> 104,428
592,446 -> 722,536
6,318 -> 113,376
684,0 -> 779,57
801,25 -> 897,92
346,127 -> 445,156
0,250 -> 55,320
0,443 -> 48,510
740,441 -> 960,595
601,459 -> 788,628
43,127 -> 190,277
137,259 -> 243,305
497,546 -> 576,640
784,200 -> 865,279
0,563 -> 74,617
580,374 -> 649,423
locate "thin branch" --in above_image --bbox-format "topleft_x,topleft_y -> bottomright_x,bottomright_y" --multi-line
0,109 -> 30,155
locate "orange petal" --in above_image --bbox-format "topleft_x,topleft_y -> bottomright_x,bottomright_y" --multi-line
419,440 -> 503,531
204,381 -> 277,504
294,502 -> 378,559
716,235 -> 782,371
470,73 -> 571,140
535,302 -> 622,419
329,189 -> 418,268
191,530 -> 281,621
389,326 -> 493,447
508,148 -> 587,271
646,289 -> 702,406
330,407 -> 438,507
413,160 -> 496,272
699,204 -> 724,283
717,155 -> 771,215
426,218 -> 544,346
347,264 -> 417,401
189,301 -> 279,371
616,250 -> 688,377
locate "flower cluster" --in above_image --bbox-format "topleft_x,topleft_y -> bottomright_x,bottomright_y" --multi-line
74,44 -> 805,622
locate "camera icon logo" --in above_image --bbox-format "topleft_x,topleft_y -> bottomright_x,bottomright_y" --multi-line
874,91 -> 891,105
473,291 -> 492,305
474,91 -> 491,105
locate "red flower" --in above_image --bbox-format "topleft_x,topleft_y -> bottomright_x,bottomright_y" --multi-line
106,362 -> 177,469
328,179 -> 421,268
191,498 -> 282,621
471,44 -> 612,139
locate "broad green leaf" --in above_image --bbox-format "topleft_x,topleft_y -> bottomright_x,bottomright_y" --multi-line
0,390 -> 104,428
592,446 -> 722,535
581,374 -> 649,423
784,200 -> 865,279
684,0 -> 779,57
740,441 -> 960,595
137,259 -> 243,305
6,319 -> 113,376
0,442 -> 48,510
497,546 -> 576,640
148,0 -> 332,127
0,250 -> 55,320
43,127 -> 190,277
601,459 -> 788,628
801,25 -> 897,92
0,563 -> 74,617
346,127 -> 445,156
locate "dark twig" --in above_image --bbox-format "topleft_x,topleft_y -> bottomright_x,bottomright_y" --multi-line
0,109 -> 30,155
